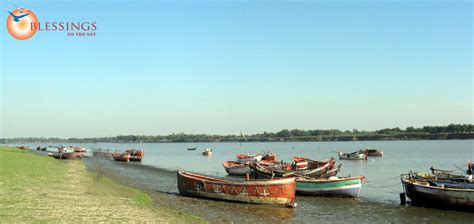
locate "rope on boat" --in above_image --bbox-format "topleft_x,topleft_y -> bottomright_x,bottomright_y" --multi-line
167,177 -> 178,193
362,175 -> 401,189
364,182 -> 401,189
364,175 -> 400,184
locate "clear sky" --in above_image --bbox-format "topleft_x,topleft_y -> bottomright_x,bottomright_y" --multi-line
0,0 -> 472,138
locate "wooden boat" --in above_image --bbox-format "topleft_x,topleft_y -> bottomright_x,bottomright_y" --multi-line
187,147 -> 197,151
250,159 -> 339,179
202,148 -> 213,156
366,148 -> 383,157
262,153 -> 277,162
52,149 -> 81,159
223,153 -> 278,176
73,147 -> 88,153
177,171 -> 297,207
338,150 -> 368,160
125,149 -> 144,162
112,152 -> 131,162
223,161 -> 251,176
236,153 -> 263,163
58,147 -> 67,153
296,176 -> 364,197
297,157 -> 336,171
401,172 -> 474,211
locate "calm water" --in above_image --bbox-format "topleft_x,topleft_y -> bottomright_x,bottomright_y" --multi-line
6,140 -> 474,223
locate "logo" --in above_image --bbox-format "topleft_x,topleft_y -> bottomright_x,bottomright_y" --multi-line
6,6 -> 97,40
6,8 -> 38,40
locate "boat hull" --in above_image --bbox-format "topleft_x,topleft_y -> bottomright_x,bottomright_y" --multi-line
223,161 -> 251,175
367,149 -> 383,157
225,166 -> 251,176
402,178 -> 474,212
53,152 -> 81,160
338,151 -> 367,160
112,153 -> 131,162
177,171 -> 296,207
296,177 -> 363,198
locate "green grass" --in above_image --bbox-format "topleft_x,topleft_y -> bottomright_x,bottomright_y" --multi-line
86,172 -> 153,205
0,146 -> 207,223
0,146 -> 66,188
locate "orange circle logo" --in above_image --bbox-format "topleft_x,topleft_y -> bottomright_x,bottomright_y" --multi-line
6,8 -> 38,40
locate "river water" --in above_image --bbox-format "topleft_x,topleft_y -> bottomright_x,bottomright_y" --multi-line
6,140 -> 474,223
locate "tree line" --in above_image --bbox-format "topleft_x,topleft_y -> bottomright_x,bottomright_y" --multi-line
1,124 -> 472,144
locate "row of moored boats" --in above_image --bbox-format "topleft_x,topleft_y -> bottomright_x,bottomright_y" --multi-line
179,150 -> 382,208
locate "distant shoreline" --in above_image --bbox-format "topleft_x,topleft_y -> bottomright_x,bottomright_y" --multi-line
2,124 -> 472,144
2,132 -> 473,144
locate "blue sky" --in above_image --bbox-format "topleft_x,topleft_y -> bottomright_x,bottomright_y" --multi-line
1,0 -> 472,138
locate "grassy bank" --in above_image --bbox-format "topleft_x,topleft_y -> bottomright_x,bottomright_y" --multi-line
0,146 -> 205,223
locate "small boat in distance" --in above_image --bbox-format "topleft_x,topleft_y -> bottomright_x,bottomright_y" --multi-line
366,148 -> 383,157
187,147 -> 197,151
202,148 -> 213,156
338,150 -> 368,160
111,149 -> 144,162
177,171 -> 297,207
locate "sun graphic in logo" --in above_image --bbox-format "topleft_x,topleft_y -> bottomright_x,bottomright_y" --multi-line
6,8 -> 38,40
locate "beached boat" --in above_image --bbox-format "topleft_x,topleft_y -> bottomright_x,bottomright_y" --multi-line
366,149 -> 383,157
236,153 -> 263,163
187,147 -> 197,151
401,172 -> 474,212
58,147 -> 68,153
125,149 -> 144,161
223,161 -> 251,176
338,150 -> 368,160
73,147 -> 88,153
112,152 -> 131,162
296,176 -> 364,197
52,148 -> 82,159
177,171 -> 297,207
202,148 -> 213,156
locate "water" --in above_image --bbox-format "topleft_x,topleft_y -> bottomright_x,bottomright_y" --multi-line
6,140 -> 474,223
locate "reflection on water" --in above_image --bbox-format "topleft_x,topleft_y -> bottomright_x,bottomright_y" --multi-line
5,140 -> 474,222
